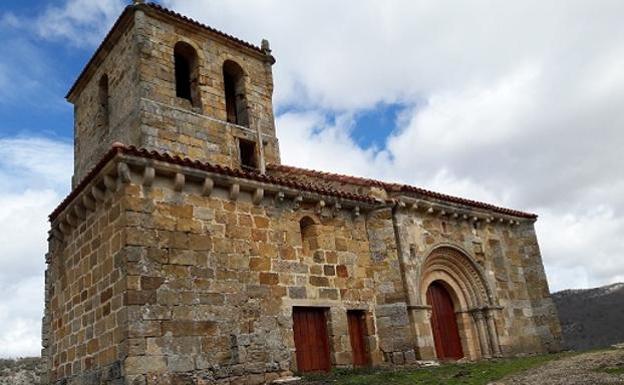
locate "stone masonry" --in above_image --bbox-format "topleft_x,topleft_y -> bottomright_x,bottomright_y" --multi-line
42,2 -> 562,385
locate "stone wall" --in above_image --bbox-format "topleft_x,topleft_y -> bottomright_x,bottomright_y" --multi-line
43,185 -> 127,384
69,5 -> 281,186
391,204 -> 562,358
71,18 -> 141,186
134,8 -> 280,170
116,166 -> 413,384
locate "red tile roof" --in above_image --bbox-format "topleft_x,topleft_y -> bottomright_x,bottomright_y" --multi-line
66,2 -> 265,100
268,164 -> 538,219
49,145 -> 377,222
144,3 -> 264,53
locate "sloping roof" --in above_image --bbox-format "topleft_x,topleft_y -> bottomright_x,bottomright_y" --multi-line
66,2 -> 265,100
144,3 -> 263,53
49,145 -> 376,222
268,164 -> 538,219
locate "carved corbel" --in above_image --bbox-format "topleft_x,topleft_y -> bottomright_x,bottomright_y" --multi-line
73,205 -> 86,220
202,177 -> 214,196
332,201 -> 342,217
82,194 -> 95,212
229,183 -> 240,201
143,166 -> 155,186
103,174 -> 117,193
353,205 -> 360,218
274,191 -> 285,204
315,200 -> 326,215
91,186 -> 105,202
65,213 -> 78,227
59,221 -> 71,235
252,188 -> 264,205
292,195 -> 303,210
117,162 -> 131,184
51,227 -> 63,241
173,172 -> 185,192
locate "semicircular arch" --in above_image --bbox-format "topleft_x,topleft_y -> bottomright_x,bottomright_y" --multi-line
419,244 -> 494,310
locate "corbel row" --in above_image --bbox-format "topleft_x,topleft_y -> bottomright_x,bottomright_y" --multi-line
51,161 -> 132,241
133,160 -> 366,219
51,156 -> 373,242
397,198 -> 524,226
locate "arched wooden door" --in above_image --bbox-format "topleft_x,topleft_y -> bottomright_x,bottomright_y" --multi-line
426,281 -> 464,360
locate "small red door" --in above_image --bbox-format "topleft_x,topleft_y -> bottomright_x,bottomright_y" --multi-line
347,310 -> 369,367
292,307 -> 331,372
426,281 -> 464,360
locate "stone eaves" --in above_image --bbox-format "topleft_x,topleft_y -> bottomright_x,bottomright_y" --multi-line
267,164 -> 538,219
49,144 -> 377,223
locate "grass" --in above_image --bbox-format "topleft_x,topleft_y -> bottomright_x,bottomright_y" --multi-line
595,366 -> 624,375
301,352 -> 574,385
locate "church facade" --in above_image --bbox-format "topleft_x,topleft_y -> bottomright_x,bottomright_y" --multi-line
42,2 -> 562,384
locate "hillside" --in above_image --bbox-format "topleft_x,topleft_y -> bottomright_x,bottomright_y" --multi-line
0,357 -> 44,385
552,282 -> 624,351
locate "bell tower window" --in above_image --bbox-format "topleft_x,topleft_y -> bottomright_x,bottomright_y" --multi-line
238,138 -> 257,170
223,60 -> 249,127
174,42 -> 200,106
97,74 -> 109,130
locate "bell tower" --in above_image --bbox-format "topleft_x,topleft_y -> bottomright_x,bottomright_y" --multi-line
66,2 -> 280,187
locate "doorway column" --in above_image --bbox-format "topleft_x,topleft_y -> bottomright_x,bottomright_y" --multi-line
471,309 -> 491,358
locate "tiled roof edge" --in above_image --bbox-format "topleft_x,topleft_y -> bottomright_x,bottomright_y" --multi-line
49,145 -> 376,222
267,164 -> 537,219
144,3 -> 263,53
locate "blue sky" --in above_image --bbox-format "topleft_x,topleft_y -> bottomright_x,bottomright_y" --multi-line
1,0 -> 624,357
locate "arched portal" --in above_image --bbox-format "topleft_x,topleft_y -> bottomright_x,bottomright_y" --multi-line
419,245 -> 502,360
426,281 -> 464,360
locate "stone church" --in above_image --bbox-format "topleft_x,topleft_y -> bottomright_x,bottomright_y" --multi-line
42,1 -> 562,384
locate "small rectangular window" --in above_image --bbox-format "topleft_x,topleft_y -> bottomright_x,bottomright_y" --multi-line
239,139 -> 257,170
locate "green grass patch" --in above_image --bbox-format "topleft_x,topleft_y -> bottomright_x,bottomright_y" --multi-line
595,366 -> 624,375
301,353 -> 573,385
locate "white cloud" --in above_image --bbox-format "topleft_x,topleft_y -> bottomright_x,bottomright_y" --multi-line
164,0 -> 624,293
34,0 -> 125,47
0,137 -> 72,358
2,0 -> 624,357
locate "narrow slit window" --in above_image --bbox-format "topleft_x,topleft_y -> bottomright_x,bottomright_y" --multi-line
299,216 -> 315,257
98,74 -> 109,129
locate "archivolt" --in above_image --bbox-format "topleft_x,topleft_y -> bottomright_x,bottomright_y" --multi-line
419,245 -> 493,310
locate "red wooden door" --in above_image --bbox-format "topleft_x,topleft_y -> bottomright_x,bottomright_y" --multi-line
347,310 -> 369,367
292,307 -> 331,372
426,281 -> 464,360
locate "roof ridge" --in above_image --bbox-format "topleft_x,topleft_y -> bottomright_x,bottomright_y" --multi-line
144,3 -> 263,53
267,163 -> 537,219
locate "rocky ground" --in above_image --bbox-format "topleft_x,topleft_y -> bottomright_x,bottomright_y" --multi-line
492,349 -> 624,385
0,357 -> 44,385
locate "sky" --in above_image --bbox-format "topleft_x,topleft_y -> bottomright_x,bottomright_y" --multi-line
0,0 -> 623,358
